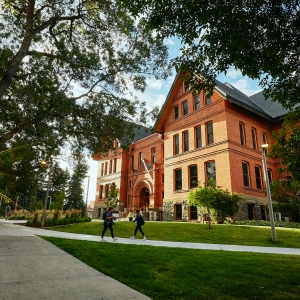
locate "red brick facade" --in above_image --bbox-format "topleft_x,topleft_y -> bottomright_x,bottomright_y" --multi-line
93,72 -> 286,222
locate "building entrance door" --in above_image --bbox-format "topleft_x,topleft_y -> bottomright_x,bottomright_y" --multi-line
139,187 -> 150,208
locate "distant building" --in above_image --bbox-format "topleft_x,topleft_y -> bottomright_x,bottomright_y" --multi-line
93,71 -> 288,222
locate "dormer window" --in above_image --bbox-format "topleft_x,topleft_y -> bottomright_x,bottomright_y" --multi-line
184,82 -> 189,92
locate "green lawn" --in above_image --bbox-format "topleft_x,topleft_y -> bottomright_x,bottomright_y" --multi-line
43,237 -> 300,300
48,221 -> 300,248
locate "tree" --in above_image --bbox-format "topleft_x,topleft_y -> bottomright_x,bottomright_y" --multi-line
270,178 -> 300,223
120,0 -> 299,109
213,189 -> 245,224
0,1 -> 170,185
188,179 -> 216,229
104,183 -> 120,210
269,109 -> 300,181
64,152 -> 88,212
51,190 -> 66,211
188,179 -> 244,226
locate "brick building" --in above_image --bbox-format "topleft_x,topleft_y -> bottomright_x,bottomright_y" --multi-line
93,72 -> 288,222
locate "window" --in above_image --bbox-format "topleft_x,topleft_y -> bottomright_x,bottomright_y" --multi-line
267,169 -> 272,183
261,206 -> 267,220
113,158 -> 117,173
173,134 -> 179,155
131,155 -> 134,170
105,162 -> 108,175
206,161 -> 216,184
184,82 -> 189,92
189,165 -> 198,188
206,122 -> 214,145
262,133 -> 268,153
190,206 -> 198,220
239,122 -> 245,145
99,185 -> 103,199
105,184 -> 109,198
101,163 -> 104,176
139,152 -> 143,166
205,93 -> 211,105
183,131 -> 189,152
161,174 -> 164,183
182,101 -> 188,115
174,169 -> 182,190
151,147 -> 156,164
242,162 -> 250,187
129,180 -> 132,188
248,203 -> 254,220
195,126 -> 202,148
194,95 -> 200,110
255,166 -> 262,189
174,106 -> 179,120
175,204 -> 182,220
251,127 -> 257,150
161,191 -> 164,204
109,159 -> 113,174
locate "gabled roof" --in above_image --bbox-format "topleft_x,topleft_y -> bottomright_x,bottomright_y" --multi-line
249,91 -> 289,120
132,125 -> 152,143
155,72 -> 289,132
119,124 -> 152,147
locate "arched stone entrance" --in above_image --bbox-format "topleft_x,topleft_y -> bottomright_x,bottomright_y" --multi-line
133,180 -> 153,210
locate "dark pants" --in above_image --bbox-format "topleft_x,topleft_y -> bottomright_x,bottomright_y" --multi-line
102,223 -> 114,238
134,224 -> 144,237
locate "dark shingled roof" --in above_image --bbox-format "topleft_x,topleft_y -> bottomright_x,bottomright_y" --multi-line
132,125 -> 152,142
215,80 -> 288,121
249,91 -> 289,119
119,123 -> 151,148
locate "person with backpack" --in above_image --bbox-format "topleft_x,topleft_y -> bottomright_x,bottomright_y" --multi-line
5,204 -> 11,220
101,207 -> 117,242
130,209 -> 147,240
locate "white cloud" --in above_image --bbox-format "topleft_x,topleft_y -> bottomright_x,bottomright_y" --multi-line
230,79 -> 262,96
146,78 -> 163,89
164,37 -> 175,45
227,69 -> 242,79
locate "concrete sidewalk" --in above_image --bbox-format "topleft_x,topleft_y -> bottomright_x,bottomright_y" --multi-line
1,221 -> 300,300
0,220 -> 151,300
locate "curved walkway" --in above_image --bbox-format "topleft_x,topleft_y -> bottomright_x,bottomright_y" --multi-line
3,219 -> 300,255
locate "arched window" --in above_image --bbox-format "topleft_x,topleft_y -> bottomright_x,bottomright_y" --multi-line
206,161 -> 216,184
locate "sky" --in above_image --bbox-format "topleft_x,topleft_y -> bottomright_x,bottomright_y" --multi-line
84,37 -> 263,204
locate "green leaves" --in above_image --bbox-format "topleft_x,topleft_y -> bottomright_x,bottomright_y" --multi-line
120,0 -> 300,108
0,0 -> 170,196
188,179 -> 245,224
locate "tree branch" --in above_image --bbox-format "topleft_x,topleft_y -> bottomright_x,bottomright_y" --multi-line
0,0 -> 35,100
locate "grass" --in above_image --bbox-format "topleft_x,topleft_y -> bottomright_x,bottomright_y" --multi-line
43,237 -> 300,300
48,221 -> 300,248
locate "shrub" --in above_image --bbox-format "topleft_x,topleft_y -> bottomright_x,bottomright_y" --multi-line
234,220 -> 300,229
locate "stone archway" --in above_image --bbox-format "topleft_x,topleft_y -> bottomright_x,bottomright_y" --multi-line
133,180 -> 153,209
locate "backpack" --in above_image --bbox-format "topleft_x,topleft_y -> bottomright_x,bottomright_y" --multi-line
102,212 -> 106,220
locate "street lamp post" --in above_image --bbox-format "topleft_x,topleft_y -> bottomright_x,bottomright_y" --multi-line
85,176 -> 90,217
40,160 -> 53,228
261,144 -> 277,242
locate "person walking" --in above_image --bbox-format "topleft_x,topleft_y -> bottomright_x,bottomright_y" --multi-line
5,204 -> 11,220
101,207 -> 117,242
130,209 -> 147,240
